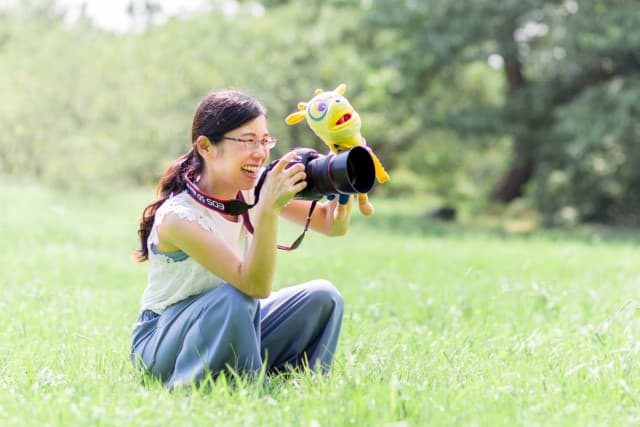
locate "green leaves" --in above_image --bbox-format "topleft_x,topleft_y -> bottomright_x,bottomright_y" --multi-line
535,76 -> 640,225
1,0 -> 638,224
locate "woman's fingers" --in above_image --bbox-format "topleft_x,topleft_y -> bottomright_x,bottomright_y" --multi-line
260,151 -> 308,210
272,151 -> 300,174
292,177 -> 307,193
271,151 -> 306,187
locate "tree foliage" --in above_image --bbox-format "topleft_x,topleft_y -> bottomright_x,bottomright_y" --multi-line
1,0 -> 638,225
359,0 -> 640,224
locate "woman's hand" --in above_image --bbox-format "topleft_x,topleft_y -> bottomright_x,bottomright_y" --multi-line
257,151 -> 308,214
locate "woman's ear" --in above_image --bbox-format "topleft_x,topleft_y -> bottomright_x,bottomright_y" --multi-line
195,135 -> 214,157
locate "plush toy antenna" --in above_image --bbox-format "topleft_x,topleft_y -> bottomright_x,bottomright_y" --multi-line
334,83 -> 346,95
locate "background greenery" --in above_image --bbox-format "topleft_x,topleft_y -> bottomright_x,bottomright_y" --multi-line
2,0 -> 638,225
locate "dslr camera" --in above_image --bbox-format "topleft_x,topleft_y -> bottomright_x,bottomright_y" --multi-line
285,146 -> 376,200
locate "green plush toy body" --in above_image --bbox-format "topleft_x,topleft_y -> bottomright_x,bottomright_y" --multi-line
286,83 -> 390,219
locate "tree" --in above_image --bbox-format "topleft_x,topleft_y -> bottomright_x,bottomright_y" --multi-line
359,0 -> 640,222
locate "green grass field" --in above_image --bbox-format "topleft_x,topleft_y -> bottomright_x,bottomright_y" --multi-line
2,183 -> 640,426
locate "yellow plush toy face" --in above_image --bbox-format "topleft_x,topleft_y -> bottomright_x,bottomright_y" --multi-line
305,91 -> 361,141
285,84 -> 362,146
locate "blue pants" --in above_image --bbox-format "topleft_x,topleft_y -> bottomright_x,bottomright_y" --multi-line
130,280 -> 344,388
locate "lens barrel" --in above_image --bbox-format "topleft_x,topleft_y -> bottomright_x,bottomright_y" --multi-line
294,146 -> 376,200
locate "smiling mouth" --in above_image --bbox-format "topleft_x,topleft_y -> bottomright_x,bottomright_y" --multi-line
241,165 -> 260,174
336,113 -> 352,126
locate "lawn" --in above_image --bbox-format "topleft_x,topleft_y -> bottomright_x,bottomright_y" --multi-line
2,183 -> 639,426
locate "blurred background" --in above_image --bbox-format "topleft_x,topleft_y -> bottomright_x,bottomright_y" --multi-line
1,0 -> 639,228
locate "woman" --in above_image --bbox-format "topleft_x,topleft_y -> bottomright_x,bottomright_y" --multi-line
131,90 -> 349,388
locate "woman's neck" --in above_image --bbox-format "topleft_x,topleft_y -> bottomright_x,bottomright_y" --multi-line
192,176 -> 240,222
195,174 -> 237,201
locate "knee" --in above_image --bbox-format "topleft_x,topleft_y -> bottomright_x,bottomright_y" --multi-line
306,279 -> 344,314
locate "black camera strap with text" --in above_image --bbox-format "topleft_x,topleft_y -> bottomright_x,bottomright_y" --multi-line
184,173 -> 316,251
184,177 -> 253,215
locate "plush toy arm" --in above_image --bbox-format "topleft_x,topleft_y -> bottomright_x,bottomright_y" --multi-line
285,102 -> 308,125
369,150 -> 391,183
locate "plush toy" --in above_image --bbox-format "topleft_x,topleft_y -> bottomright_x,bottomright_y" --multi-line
285,83 -> 390,219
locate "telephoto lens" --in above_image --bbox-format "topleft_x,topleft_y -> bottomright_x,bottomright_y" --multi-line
293,146 -> 376,200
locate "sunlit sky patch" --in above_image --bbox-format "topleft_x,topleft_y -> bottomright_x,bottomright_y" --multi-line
0,0 -> 266,33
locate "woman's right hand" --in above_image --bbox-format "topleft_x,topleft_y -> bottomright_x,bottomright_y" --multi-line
257,150 -> 308,213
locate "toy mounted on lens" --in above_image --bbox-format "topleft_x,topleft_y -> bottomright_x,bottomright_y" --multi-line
285,83 -> 390,219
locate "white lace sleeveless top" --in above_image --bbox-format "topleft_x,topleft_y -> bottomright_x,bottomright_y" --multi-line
140,190 -> 254,313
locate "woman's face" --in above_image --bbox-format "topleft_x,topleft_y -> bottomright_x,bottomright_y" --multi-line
213,115 -> 272,192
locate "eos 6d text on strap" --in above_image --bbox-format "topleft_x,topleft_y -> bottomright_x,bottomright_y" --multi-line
184,173 -> 317,251
184,176 -> 251,215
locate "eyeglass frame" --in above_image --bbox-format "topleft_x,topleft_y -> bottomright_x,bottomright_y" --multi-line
222,136 -> 277,150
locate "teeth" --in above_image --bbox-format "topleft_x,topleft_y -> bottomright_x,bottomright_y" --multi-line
242,166 -> 259,173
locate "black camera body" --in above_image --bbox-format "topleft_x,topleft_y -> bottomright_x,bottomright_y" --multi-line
289,146 -> 376,200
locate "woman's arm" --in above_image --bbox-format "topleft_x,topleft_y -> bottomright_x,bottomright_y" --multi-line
157,207 -> 279,299
157,151 -> 307,299
280,196 -> 353,237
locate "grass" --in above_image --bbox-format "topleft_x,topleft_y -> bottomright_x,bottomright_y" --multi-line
2,182 -> 640,426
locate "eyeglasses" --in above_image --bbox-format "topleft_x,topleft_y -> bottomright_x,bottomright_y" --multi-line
223,136 -> 277,150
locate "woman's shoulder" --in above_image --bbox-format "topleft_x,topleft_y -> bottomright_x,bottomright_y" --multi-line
156,191 -> 215,232
157,191 -> 194,214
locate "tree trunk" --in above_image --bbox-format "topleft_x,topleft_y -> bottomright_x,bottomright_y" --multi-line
490,55 -> 534,203
490,141 -> 533,202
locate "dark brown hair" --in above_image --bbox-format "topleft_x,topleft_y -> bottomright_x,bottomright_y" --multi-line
134,90 -> 267,261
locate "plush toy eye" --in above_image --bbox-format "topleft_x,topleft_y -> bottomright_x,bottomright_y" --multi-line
308,101 -> 328,121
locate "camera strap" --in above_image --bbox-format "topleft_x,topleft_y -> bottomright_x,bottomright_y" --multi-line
238,192 -> 317,251
184,176 -> 254,215
184,173 -> 316,251
183,160 -> 276,215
